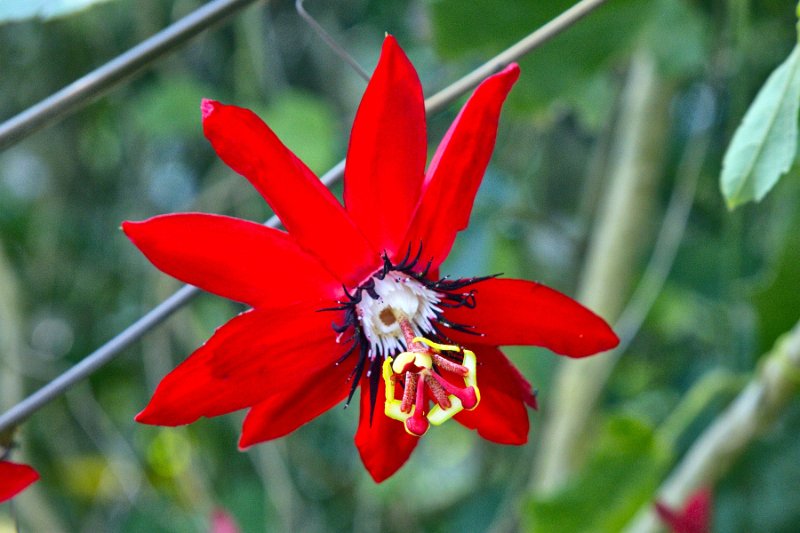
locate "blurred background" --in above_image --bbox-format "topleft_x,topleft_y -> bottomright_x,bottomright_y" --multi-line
1,0 -> 799,531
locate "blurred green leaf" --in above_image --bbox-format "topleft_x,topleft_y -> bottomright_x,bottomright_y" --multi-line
0,0 -> 115,23
641,0 -> 707,77
430,0 -> 646,124
59,454 -> 129,501
524,416 -> 671,533
721,45 -> 800,209
429,0 -> 708,128
752,205 -> 800,350
147,429 -> 192,479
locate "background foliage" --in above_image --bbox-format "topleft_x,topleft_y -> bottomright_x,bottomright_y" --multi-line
1,0 -> 799,531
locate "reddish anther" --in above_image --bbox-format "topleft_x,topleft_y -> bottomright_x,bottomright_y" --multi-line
433,353 -> 469,375
400,371 -> 418,413
424,373 -> 452,408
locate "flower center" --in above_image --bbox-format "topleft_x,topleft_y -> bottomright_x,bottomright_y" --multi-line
326,250 -> 491,435
355,271 -> 441,358
354,272 -> 480,436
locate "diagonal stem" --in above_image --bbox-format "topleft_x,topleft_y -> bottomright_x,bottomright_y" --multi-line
622,320 -> 800,533
533,49 -> 672,491
296,0 -> 370,82
0,0 -> 610,434
0,0 -> 263,150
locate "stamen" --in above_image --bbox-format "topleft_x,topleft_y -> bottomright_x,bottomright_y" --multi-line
424,373 -> 451,409
400,372 -> 417,413
382,315 -> 480,436
432,353 -> 468,376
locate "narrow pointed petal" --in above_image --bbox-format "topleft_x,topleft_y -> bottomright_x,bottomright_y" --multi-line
123,214 -> 340,308
202,100 -> 380,283
211,508 -> 241,533
654,502 -> 684,533
344,35 -> 426,254
136,303 -> 341,426
683,489 -> 712,532
454,347 -> 530,445
354,377 -> 419,482
656,489 -> 712,533
402,64 -> 520,268
444,278 -> 619,357
238,357 -> 356,448
0,461 -> 39,503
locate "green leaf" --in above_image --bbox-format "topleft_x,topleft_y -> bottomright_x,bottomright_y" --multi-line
641,0 -> 708,78
0,0 -> 115,23
524,415 -> 672,533
428,0 -> 647,119
752,202 -> 800,351
428,0 -> 706,129
721,45 -> 800,209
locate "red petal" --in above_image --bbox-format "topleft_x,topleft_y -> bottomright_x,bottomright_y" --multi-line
238,357 -> 356,448
123,214 -> 340,308
354,377 -> 419,482
136,303 -> 342,426
655,489 -> 711,533
454,347 -> 530,445
444,278 -> 619,357
0,461 -> 39,503
655,502 -> 691,533
344,35 -> 426,255
683,489 -> 711,533
211,508 -> 241,533
202,100 -> 380,283
402,64 -> 520,268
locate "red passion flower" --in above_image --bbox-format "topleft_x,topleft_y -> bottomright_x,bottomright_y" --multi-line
655,489 -> 712,533
123,36 -> 618,482
0,461 -> 39,503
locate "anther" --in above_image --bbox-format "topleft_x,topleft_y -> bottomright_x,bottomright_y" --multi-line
400,372 -> 417,413
381,323 -> 480,435
424,373 -> 451,409
432,353 -> 469,376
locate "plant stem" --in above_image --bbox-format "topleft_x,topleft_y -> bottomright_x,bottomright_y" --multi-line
622,320 -> 800,533
533,49 -> 672,492
0,0 -> 263,150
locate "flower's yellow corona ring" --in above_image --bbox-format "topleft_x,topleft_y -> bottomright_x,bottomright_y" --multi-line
383,337 -> 479,436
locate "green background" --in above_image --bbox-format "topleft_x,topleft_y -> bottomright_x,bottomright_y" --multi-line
1,0 -> 799,531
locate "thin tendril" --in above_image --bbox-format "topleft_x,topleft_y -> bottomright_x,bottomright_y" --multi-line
296,0 -> 370,82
